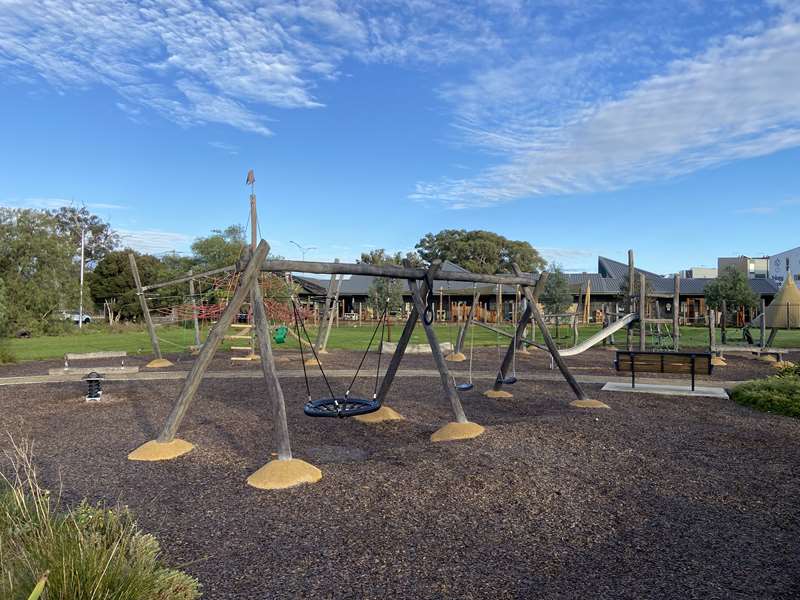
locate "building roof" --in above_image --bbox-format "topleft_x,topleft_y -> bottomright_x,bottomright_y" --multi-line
597,256 -> 661,280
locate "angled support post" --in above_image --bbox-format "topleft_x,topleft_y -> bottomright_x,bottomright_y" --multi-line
128,240 -> 270,461
512,264 -> 606,409
129,252 -> 173,368
639,273 -> 647,352
673,274 -> 680,351
449,289 -> 480,361
485,270 -> 548,398
406,261 -> 483,441
246,278 -> 322,490
188,270 -> 201,349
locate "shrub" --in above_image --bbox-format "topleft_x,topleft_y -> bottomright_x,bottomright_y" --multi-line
774,363 -> 800,378
0,438 -> 200,600
0,344 -> 15,364
731,376 -> 800,418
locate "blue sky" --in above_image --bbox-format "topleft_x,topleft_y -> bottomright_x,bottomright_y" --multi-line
1,0 -> 798,273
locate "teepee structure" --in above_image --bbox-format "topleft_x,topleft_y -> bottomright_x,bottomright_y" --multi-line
765,273 -> 800,329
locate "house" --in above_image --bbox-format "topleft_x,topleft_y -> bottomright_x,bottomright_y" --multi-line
298,256 -> 779,324
768,246 -> 800,283
718,255 -> 769,279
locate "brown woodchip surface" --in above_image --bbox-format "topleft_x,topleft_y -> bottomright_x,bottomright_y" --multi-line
1,348 -> 798,599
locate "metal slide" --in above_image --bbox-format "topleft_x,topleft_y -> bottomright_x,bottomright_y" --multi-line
557,313 -> 638,356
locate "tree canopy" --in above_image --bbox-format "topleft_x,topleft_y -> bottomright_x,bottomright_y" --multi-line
191,225 -> 247,270
50,206 -> 119,264
0,208 -> 80,333
540,265 -> 573,315
415,229 -> 546,274
359,249 -> 406,314
704,266 -> 759,310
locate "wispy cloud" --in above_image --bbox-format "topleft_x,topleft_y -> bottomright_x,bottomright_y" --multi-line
117,228 -> 193,255
1,197 -> 129,211
0,1 -> 516,137
208,141 -> 239,155
735,197 -> 800,215
414,7 -> 800,206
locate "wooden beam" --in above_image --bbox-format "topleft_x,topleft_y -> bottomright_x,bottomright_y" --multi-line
142,265 -> 236,292
260,258 -> 540,286
512,264 -> 589,402
251,274 -> 292,461
129,253 -> 162,360
408,272 -> 467,424
157,241 -> 270,442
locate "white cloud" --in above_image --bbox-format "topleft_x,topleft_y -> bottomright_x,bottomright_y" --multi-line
415,9 -> 800,206
1,198 -> 128,211
208,141 -> 239,155
117,228 -> 193,255
0,0 -> 517,136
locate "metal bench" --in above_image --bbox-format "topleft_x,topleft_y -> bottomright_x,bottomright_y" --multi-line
614,351 -> 713,391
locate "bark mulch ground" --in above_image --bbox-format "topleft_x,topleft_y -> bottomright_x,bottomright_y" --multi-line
1,350 -> 798,599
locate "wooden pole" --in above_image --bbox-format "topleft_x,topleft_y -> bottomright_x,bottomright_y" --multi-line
157,241 -> 270,442
189,271 -> 201,347
249,191 -> 258,357
639,273 -> 646,351
251,276 -> 292,461
408,277 -> 468,424
627,249 -> 635,351
454,289 -> 480,355
673,274 -> 680,350
314,259 -> 339,353
321,275 -> 343,350
129,253 -> 162,360
512,264 -> 589,402
708,309 -> 716,350
489,304 -> 532,393
760,298 -> 766,348
375,260 -> 443,403
721,299 -> 727,345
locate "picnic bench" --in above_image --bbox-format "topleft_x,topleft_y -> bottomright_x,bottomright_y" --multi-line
614,350 -> 713,391
48,351 -> 140,376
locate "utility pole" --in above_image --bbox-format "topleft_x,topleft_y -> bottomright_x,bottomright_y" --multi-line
79,227 -> 85,328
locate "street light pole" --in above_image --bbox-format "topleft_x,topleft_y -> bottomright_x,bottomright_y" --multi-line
289,240 -> 317,261
79,227 -> 85,328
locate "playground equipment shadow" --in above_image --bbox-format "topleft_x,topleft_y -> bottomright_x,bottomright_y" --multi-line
1,361 -> 798,599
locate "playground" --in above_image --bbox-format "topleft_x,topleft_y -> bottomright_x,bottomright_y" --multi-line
1,347 -> 798,598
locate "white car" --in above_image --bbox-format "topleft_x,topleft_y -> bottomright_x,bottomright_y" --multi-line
62,311 -> 92,324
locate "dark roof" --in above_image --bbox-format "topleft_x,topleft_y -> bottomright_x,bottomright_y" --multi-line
597,256 -> 661,280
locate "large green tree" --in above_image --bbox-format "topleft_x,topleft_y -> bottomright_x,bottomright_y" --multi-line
415,229 -> 545,274
704,266 -> 759,310
89,250 -> 163,321
50,205 -> 119,264
0,208 -> 80,332
191,224 -> 247,270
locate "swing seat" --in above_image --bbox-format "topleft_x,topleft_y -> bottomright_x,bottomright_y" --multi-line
456,383 -> 474,391
273,325 -> 288,344
304,396 -> 381,418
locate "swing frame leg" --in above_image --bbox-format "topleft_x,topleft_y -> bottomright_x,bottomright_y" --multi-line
408,266 -> 484,442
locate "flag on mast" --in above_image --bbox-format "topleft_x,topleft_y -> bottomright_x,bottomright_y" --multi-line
246,169 -> 255,185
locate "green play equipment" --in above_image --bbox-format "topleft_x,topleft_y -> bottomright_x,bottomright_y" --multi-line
273,325 -> 288,344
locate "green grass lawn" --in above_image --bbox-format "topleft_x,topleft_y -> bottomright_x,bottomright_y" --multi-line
4,320 -> 800,363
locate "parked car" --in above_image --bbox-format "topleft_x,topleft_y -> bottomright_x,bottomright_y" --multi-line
61,310 -> 92,324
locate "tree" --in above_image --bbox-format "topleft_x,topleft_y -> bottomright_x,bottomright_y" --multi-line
704,266 -> 758,311
191,224 -> 246,270
540,265 -> 572,315
50,205 -> 119,264
89,249 -> 162,321
0,208 -> 80,333
415,229 -> 545,274
358,249 -> 406,315
0,277 -> 8,336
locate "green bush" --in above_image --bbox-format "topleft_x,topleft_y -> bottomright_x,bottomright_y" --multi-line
731,376 -> 800,418
774,363 -> 800,378
0,344 -> 15,364
0,439 -> 200,600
